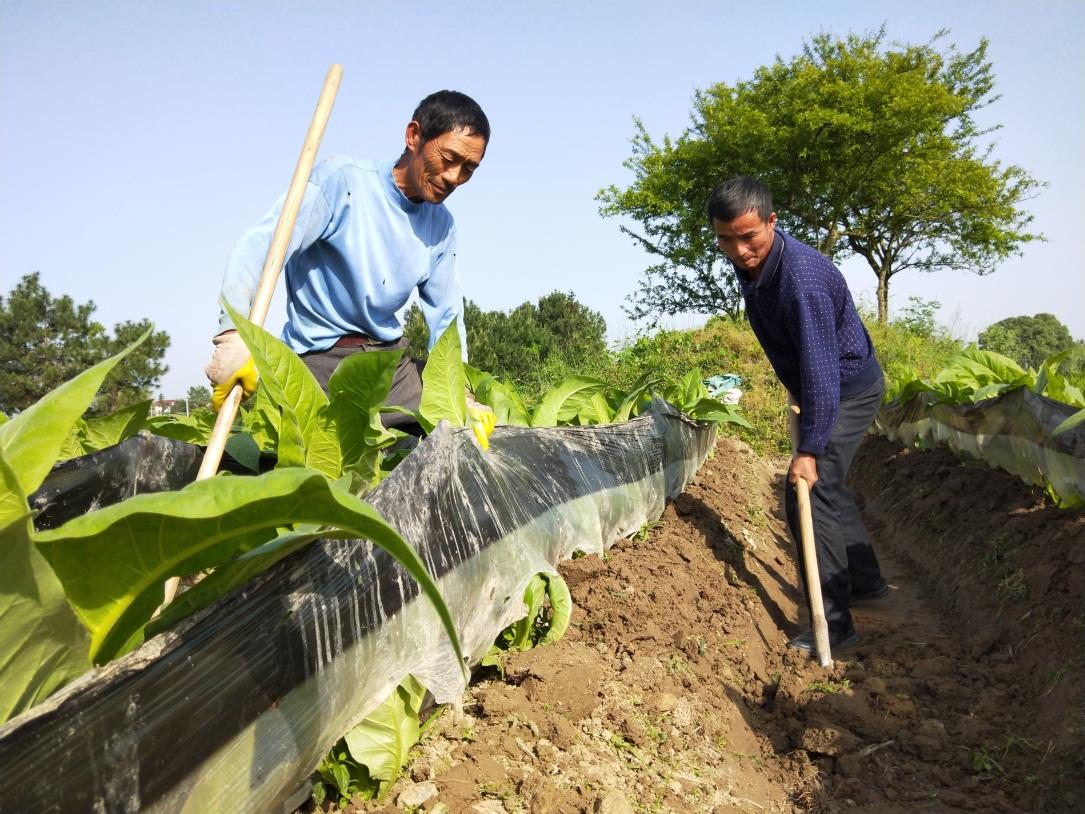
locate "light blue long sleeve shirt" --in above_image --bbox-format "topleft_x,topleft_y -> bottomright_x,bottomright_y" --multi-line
219,156 -> 467,357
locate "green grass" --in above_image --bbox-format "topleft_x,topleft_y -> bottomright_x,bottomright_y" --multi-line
806,678 -> 853,695
866,317 -> 963,393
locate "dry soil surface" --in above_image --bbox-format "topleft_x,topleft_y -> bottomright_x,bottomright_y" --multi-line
338,434 -> 1084,814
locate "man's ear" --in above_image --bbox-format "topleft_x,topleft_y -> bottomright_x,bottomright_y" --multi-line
404,120 -> 423,153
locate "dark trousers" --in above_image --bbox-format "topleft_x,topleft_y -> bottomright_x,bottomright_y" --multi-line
785,376 -> 885,637
300,337 -> 425,430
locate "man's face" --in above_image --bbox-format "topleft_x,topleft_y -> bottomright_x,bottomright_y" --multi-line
398,122 -> 486,204
712,210 -> 778,274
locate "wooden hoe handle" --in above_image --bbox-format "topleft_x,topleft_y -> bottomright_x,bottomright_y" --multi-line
161,64 -> 344,609
789,400 -> 833,668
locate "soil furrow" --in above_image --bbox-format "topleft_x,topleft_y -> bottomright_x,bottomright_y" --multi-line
341,435 -> 1083,814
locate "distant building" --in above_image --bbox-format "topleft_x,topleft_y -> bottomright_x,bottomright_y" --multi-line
150,399 -> 186,416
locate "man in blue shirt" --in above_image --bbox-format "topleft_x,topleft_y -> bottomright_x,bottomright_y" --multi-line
204,90 -> 489,427
708,175 -> 889,654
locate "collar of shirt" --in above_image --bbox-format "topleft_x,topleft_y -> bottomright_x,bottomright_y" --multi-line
378,158 -> 425,214
750,229 -> 785,289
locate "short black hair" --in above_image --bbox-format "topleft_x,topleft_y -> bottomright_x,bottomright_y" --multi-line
412,90 -> 490,144
706,175 -> 773,224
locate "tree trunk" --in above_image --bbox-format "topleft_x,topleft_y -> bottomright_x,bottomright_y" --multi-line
877,268 -> 890,325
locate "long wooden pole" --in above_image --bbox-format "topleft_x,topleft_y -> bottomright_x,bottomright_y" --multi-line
788,399 -> 833,668
161,64 -> 343,608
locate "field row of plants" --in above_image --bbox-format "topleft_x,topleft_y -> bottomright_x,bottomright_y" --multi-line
878,346 -> 1085,507
0,306 -> 749,729
6,306 -> 1081,806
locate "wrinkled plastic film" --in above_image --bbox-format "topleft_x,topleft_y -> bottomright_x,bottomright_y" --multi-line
29,434 -> 256,531
0,404 -> 715,814
876,388 -> 1085,506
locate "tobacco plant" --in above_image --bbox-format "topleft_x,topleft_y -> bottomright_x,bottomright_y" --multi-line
312,675 -> 440,806
0,325 -> 466,723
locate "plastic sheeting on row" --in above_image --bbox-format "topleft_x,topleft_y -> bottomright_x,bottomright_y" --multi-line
875,387 -> 1085,507
0,403 -> 716,814
28,433 -> 255,531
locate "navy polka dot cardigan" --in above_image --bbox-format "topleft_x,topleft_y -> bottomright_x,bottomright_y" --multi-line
735,229 -> 882,456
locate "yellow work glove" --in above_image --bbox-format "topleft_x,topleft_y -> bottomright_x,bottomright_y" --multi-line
467,401 -> 496,451
204,330 -> 258,410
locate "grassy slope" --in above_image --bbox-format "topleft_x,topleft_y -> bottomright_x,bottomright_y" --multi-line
522,316 -> 964,456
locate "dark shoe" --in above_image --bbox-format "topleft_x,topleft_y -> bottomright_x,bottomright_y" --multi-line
788,629 -> 859,654
852,582 -> 890,603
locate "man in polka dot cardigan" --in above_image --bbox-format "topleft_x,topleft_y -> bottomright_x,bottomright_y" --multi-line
709,175 -> 889,655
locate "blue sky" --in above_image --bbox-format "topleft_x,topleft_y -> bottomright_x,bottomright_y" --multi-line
3,0 -> 1083,397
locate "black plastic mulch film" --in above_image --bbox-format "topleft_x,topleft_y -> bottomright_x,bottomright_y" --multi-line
876,387 -> 1085,507
0,403 -> 715,814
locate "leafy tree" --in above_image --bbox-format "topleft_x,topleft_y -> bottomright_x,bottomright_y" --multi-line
96,319 -> 170,413
403,291 -> 608,387
0,273 -> 106,413
535,291 -> 608,360
0,273 -> 169,414
978,313 -> 1079,370
598,28 -> 1043,325
892,296 -> 944,339
402,304 -> 429,362
186,385 -> 212,411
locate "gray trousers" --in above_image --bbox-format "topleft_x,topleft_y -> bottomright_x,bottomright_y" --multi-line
300,337 -> 424,431
784,376 -> 886,637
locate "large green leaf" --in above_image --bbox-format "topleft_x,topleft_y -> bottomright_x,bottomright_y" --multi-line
225,301 -> 341,478
462,368 -> 532,427
57,399 -> 153,464
891,377 -> 938,405
1052,408 -> 1085,438
36,468 -> 464,667
663,369 -> 710,414
146,524 -> 353,635
0,332 -> 148,495
935,348 -> 1030,393
557,389 -> 613,426
57,418 -> 90,462
82,399 -> 153,452
0,334 -> 150,722
586,391 -> 615,425
242,382 -> 282,452
0,449 -> 91,724
327,350 -> 401,485
224,433 -> 262,473
343,676 -> 428,799
500,572 -> 573,651
613,371 -> 663,423
531,376 -> 606,427
1034,350 -> 1085,408
680,369 -> 710,407
463,364 -> 496,397
145,409 -> 218,445
419,319 -> 467,429
686,397 -> 754,428
538,573 -> 572,646
486,379 -> 531,427
505,574 -> 549,650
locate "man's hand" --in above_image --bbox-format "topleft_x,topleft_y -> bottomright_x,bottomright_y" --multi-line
789,452 -> 818,490
466,390 -> 495,451
204,330 -> 258,410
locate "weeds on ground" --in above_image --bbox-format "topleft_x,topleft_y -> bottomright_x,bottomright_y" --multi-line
631,520 -> 661,544
666,655 -> 689,676
980,534 -> 1029,614
806,678 -> 853,695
